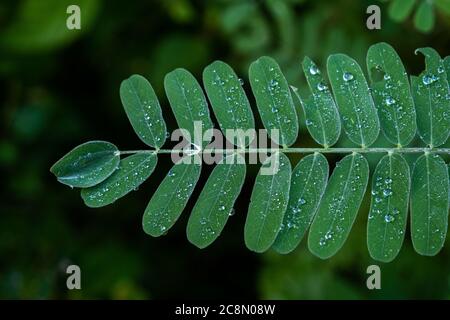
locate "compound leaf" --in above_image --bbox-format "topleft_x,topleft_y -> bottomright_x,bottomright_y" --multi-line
411,153 -> 449,256
411,48 -> 450,147
187,154 -> 246,248
50,140 -> 120,188
367,42 -> 417,146
272,153 -> 329,254
203,61 -> 255,147
143,159 -> 202,237
81,153 -> 157,208
327,54 -> 380,147
120,74 -> 167,149
308,153 -> 369,259
249,56 -> 298,147
367,153 -> 410,262
245,152 -> 292,252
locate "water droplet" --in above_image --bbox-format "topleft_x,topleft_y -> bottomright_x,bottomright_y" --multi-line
384,214 -> 394,223
168,170 -> 176,177
384,74 -> 391,81
239,78 -> 244,85
309,65 -> 320,75
298,198 -> 306,205
343,72 -> 354,82
385,96 -> 396,106
383,189 -> 393,197
305,119 -> 313,126
437,66 -> 444,74
218,205 -> 225,211
317,82 -> 328,91
422,75 -> 434,85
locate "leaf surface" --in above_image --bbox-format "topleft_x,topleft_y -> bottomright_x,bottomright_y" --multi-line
187,154 -> 246,248
143,160 -> 201,237
203,61 -> 255,147
249,56 -> 298,147
308,153 -> 369,259
367,153 -> 410,262
50,141 -> 120,188
327,54 -> 380,147
367,42 -> 416,146
81,153 -> 157,208
411,153 -> 449,256
272,153 -> 329,254
411,48 -> 450,147
245,152 -> 292,252
164,68 -> 214,148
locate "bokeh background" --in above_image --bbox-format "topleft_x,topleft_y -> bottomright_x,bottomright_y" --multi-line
1,0 -> 450,299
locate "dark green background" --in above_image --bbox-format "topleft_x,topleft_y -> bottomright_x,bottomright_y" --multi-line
1,0 -> 449,299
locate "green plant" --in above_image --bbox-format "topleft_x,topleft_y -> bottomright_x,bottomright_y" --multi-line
50,42 -> 450,262
387,0 -> 450,33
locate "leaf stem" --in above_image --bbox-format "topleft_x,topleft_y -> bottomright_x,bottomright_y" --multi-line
117,147 -> 450,155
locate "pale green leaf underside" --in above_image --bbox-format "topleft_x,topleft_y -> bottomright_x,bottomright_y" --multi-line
249,56 -> 298,147
120,74 -> 167,149
367,42 -> 416,146
203,60 -> 255,147
295,57 -> 341,147
411,154 -> 449,256
81,153 -> 157,208
187,155 -> 246,248
50,140 -> 120,188
308,153 -> 369,259
327,54 -> 380,147
245,153 -> 292,252
143,160 -> 201,237
411,48 -> 450,147
164,68 -> 214,148
367,153 -> 410,262
272,153 -> 329,254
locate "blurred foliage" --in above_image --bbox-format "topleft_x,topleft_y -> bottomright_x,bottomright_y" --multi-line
0,0 -> 449,299
385,0 -> 450,33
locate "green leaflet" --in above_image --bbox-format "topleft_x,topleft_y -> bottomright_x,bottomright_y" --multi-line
444,56 -> 450,83
294,57 -> 341,147
143,160 -> 202,237
411,48 -> 450,147
411,153 -> 449,256
327,54 -> 380,147
366,42 -> 417,146
272,153 -> 329,254
120,74 -> 167,149
164,68 -> 214,148
388,0 -> 416,22
367,153 -> 410,262
81,153 -> 157,208
308,153 -> 369,259
245,153 -> 292,252
50,141 -> 120,188
414,0 -> 435,33
249,56 -> 298,147
187,155 -> 246,248
203,61 -> 255,147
